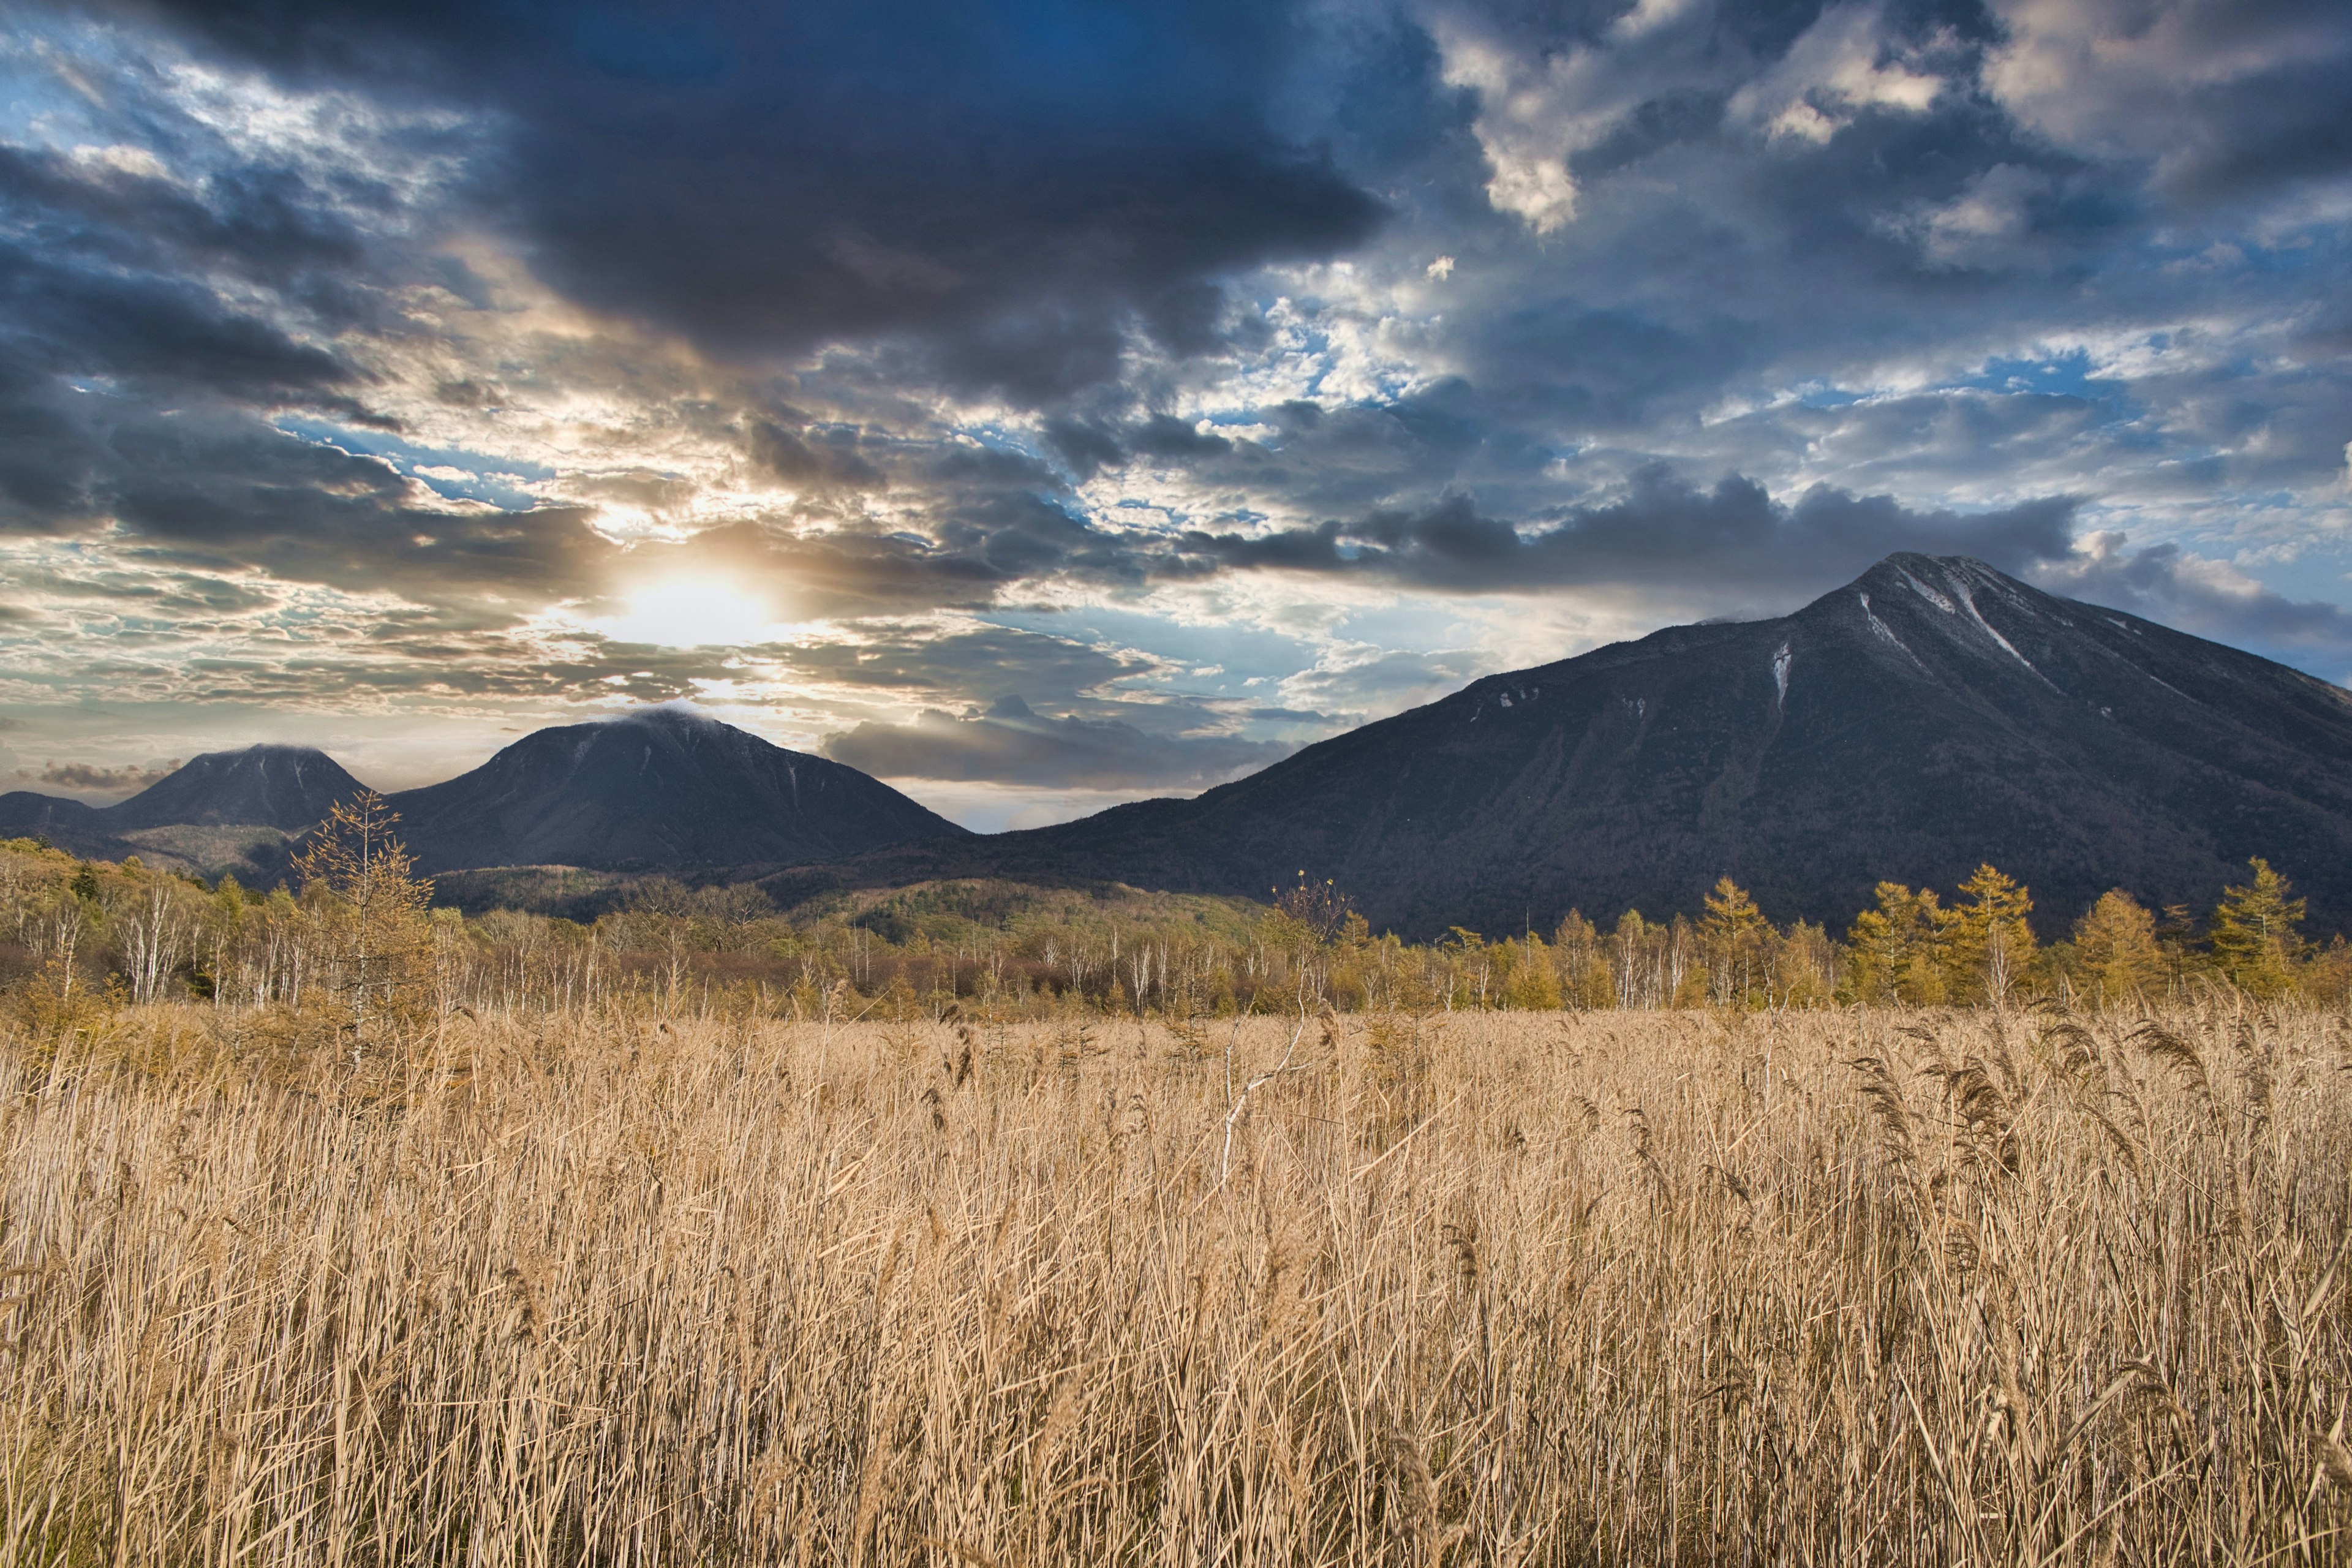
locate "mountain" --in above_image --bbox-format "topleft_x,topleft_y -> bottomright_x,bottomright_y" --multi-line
788,554 -> 2352,937
0,745 -> 368,876
386,707 -> 970,873
0,791 -> 102,840
106,745 -> 367,831
0,744 -> 364,837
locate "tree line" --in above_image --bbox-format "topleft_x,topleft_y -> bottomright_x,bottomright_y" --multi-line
2,792 -> 2343,1033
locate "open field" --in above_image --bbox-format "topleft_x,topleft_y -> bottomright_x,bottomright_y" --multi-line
0,1001 -> 2346,1565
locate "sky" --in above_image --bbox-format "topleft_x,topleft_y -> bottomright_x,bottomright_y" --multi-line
2,0 -> 2348,831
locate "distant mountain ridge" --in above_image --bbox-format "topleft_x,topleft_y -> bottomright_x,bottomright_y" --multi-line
384,707 -> 968,874
0,717 -> 968,881
12,557 -> 2351,934
786,553 -> 2352,937
108,745 -> 368,831
0,744 -> 369,874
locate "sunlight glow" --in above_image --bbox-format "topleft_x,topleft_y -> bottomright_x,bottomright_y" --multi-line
603,580 -> 777,648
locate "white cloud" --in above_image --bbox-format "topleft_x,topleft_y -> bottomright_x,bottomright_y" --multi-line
68,143 -> 169,180
1885,164 -> 2051,268
1427,7 -> 1702,234
1727,3 -> 1943,144
1430,21 -> 1586,233
1433,0 -> 1945,239
1985,0 -> 2343,165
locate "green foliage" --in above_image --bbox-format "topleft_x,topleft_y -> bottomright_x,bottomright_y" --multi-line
1499,935 -> 1562,1010
2305,935 -> 2352,1009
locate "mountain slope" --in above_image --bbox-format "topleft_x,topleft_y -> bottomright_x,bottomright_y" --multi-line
387,708 -> 970,873
0,745 -> 367,876
0,745 -> 364,838
0,791 -> 103,840
797,554 -> 2352,936
107,745 -> 368,830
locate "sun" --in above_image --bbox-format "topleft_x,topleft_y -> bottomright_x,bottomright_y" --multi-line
603,579 -> 777,649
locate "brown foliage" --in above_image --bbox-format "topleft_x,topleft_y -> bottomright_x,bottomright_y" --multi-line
0,998 -> 2344,1564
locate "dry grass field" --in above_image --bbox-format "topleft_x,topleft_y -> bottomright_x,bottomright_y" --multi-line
0,1001 -> 2346,1565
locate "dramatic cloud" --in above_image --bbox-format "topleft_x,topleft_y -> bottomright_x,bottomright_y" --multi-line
0,0 -> 2345,817
1175,473 -> 2081,597
1985,0 -> 2352,198
16,758 -> 183,797
826,696 -> 1291,790
99,0 -> 1383,394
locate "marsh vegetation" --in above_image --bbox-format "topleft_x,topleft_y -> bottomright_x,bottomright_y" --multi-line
0,996 -> 2345,1565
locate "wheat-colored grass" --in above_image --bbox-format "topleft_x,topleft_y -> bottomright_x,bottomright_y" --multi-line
0,1000 -> 2346,1565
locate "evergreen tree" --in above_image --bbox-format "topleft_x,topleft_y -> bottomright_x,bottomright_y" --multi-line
294,789 -> 435,1033
1500,934 -> 1562,1010
2209,858 -> 2305,998
2070,889 -> 2164,1007
1945,864 -> 2036,1005
2154,903 -> 2199,990
1777,919 -> 1836,1006
1698,877 -> 1769,1006
1846,883 -> 1947,1005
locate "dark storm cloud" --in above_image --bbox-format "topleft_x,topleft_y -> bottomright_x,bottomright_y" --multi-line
18,759 -> 181,795
826,696 -> 1291,790
1040,391 -> 1498,520
662,438 -> 2088,621
0,137 -> 390,532
745,419 -> 883,496
778,622 -> 1305,793
1176,470 -> 2079,597
104,0 -> 1385,398
1,384 -> 616,610
0,139 -> 371,303
4,0 -> 2348,771
0,257 -> 356,402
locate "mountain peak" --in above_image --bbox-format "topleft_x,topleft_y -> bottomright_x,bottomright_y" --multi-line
108,744 -> 369,831
1847,551 -> 2012,603
833,565 -> 2352,937
612,704 -> 725,730
386,710 -> 966,873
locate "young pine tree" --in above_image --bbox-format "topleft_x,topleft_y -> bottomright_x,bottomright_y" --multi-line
1500,934 -> 1563,1010
1944,864 -> 2037,1005
2070,889 -> 2165,1008
1698,877 -> 1770,1007
1777,919 -> 1836,1006
2209,858 -> 2306,998
293,790 -> 435,1034
1845,883 -> 1947,1005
